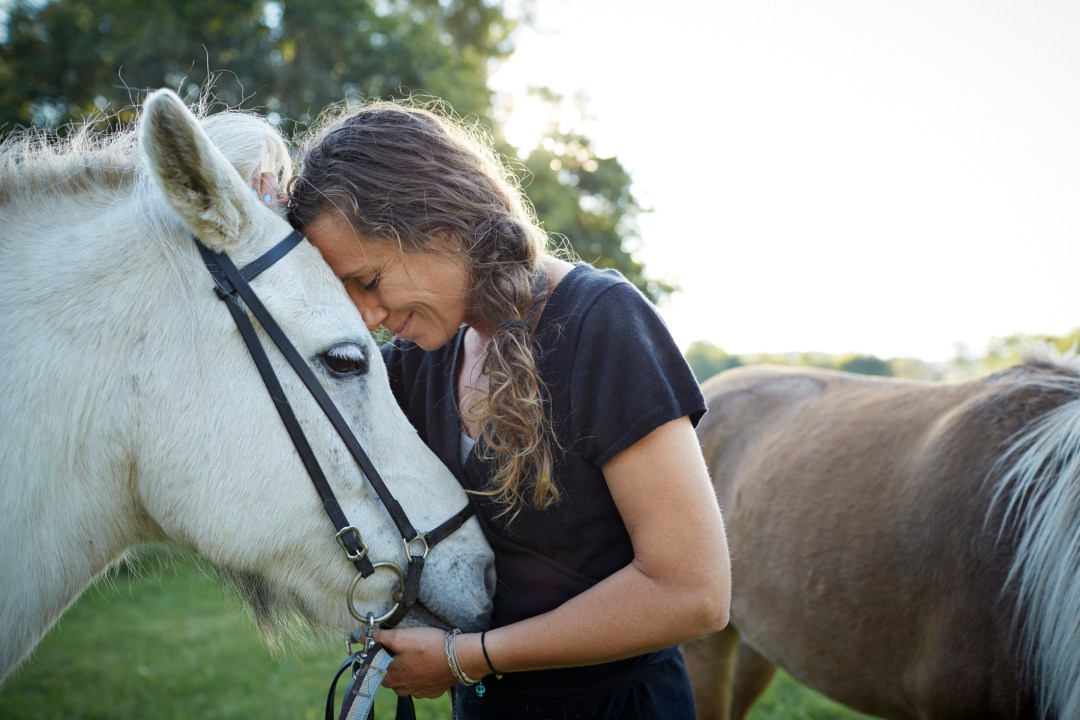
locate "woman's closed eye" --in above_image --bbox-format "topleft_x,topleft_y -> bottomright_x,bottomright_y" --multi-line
343,274 -> 380,293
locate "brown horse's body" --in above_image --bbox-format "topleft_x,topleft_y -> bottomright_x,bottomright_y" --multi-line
686,359 -> 1080,719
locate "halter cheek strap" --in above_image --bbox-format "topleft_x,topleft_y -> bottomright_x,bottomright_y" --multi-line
194,232 -> 474,627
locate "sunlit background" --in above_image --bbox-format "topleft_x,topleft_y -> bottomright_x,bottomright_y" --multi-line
3,4 -> 1076,719
491,0 -> 1080,363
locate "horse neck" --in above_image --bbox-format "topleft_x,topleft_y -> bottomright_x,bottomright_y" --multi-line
0,198 -> 187,681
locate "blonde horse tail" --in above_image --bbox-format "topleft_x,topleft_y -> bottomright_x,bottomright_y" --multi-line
992,373 -> 1080,719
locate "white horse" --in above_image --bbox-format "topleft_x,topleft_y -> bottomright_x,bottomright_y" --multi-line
0,89 -> 494,683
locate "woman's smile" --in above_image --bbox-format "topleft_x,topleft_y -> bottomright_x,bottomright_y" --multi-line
392,313 -> 413,337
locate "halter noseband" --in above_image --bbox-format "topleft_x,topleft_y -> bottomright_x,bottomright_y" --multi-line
194,230 -> 473,628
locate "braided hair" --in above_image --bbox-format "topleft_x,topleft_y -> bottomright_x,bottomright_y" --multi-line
288,99 -> 560,517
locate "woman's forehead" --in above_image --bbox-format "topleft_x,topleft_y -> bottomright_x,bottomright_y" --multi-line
306,213 -> 399,273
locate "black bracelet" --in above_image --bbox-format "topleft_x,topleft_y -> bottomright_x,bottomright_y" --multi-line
480,631 -> 503,679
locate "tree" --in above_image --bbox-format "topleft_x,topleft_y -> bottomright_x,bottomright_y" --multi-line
974,327 -> 1080,375
500,87 -> 674,303
0,0 -> 511,130
265,0 -> 513,126
834,354 -> 892,377
1,0 -> 272,128
0,0 -> 668,300
684,341 -> 743,383
516,130 -> 672,302
887,357 -> 941,381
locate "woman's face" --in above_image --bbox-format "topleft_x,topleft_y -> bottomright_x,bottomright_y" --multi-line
305,212 -> 474,351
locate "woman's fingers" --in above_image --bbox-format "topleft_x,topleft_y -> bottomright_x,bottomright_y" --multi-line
374,627 -> 455,698
250,169 -> 287,206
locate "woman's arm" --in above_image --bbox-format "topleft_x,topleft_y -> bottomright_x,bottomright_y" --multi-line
378,415 -> 731,697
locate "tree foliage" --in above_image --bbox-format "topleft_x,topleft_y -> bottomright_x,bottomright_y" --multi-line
0,0 -> 666,300
515,130 -> 668,302
685,328 -> 1080,386
0,0 -> 509,129
973,327 -> 1080,374
685,341 -> 743,383
835,353 -> 892,377
687,340 -> 907,383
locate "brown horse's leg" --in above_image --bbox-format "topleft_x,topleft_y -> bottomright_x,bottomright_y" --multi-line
685,625 -> 741,720
731,642 -> 778,720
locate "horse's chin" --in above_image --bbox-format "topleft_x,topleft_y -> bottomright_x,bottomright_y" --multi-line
400,600 -> 490,633
395,603 -> 451,631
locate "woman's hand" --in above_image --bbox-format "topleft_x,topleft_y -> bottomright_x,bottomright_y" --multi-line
250,169 -> 288,207
376,626 -> 456,699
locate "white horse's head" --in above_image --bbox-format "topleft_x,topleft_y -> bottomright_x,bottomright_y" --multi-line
0,89 -> 494,681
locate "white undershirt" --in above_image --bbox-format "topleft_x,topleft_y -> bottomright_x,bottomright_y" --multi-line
459,431 -> 477,466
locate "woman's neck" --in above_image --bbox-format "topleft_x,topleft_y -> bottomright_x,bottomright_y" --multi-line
458,255 -> 575,439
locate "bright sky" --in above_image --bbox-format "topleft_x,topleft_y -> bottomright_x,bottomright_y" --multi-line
490,0 -> 1080,363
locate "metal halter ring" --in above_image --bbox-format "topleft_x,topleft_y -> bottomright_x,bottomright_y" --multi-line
404,532 -> 430,560
347,562 -> 406,624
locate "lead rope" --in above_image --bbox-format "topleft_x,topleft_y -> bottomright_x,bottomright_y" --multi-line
325,650 -> 417,720
327,623 -> 466,720
326,614 -> 410,720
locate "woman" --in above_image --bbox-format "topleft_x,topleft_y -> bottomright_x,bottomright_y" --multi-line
281,99 -> 730,719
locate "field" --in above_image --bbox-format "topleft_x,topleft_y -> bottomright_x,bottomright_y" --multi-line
0,552 -> 875,719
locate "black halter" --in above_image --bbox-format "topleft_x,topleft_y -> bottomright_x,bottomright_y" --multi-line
194,230 -> 473,628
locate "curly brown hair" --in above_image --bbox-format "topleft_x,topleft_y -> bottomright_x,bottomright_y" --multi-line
288,99 -> 559,517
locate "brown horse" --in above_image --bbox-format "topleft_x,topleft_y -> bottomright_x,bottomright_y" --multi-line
684,354 -> 1080,719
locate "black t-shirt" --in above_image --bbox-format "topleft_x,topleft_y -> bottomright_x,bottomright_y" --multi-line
381,264 -> 706,696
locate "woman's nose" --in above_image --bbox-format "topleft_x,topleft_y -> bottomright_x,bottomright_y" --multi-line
357,295 -> 389,332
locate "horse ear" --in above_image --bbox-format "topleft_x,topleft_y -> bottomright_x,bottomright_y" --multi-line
139,89 -> 256,251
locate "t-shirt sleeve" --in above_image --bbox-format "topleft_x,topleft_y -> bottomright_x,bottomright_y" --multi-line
567,281 -> 706,467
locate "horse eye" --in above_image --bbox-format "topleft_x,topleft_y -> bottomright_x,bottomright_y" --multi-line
321,343 -> 369,377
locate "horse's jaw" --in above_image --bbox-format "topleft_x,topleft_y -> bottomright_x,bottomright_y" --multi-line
213,547 -> 493,645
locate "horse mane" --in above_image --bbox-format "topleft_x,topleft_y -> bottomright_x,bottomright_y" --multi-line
1019,343 -> 1080,377
990,345 -> 1080,718
0,101 -> 293,229
0,124 -> 139,210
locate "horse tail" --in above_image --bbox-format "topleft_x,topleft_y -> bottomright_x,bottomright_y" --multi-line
992,370 -> 1080,719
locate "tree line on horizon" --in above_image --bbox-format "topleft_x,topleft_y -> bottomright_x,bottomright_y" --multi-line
685,327 -> 1080,384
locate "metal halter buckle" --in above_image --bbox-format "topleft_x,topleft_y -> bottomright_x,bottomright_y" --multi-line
335,525 -> 369,562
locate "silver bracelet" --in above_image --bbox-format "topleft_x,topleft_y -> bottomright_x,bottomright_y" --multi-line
444,628 -> 480,686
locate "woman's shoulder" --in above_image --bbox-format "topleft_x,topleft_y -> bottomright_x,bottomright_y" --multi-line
540,262 -> 686,381
545,262 -> 650,322
558,261 -> 632,293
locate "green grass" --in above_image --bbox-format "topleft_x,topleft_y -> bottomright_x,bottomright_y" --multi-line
0,551 -> 875,719
0,550 -> 448,720
748,673 -> 878,720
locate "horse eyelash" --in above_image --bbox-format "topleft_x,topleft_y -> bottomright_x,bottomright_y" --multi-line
326,344 -> 366,361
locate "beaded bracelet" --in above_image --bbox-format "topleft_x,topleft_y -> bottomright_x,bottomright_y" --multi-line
443,628 -> 480,686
